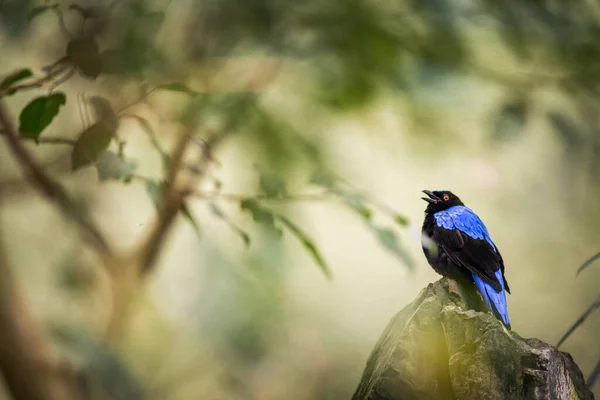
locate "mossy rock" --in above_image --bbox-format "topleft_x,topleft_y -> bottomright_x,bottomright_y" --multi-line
353,278 -> 594,400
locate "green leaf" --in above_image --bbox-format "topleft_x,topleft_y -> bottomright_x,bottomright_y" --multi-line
99,49 -> 128,75
338,191 -> 372,220
18,93 -> 66,140
96,151 -> 136,182
0,68 -> 32,93
394,214 -> 410,227
493,99 -> 527,142
240,198 -> 274,224
277,215 -> 332,279
49,326 -> 145,400
57,259 -> 94,293
548,112 -> 582,151
67,36 -> 102,79
157,82 -> 199,95
209,203 -> 251,248
71,121 -> 115,170
145,180 -> 164,208
371,225 -> 413,268
88,96 -> 117,124
128,115 -> 170,172
145,180 -> 200,236
310,169 -> 338,188
240,198 -> 281,236
180,202 -> 201,236
212,178 -> 223,191
28,4 -> 58,21
258,169 -> 287,198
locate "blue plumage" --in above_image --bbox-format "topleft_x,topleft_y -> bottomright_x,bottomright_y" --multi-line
433,205 -> 510,326
472,269 -> 510,326
433,206 -> 496,250
421,190 -> 511,329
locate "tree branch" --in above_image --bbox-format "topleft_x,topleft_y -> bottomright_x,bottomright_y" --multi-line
138,126 -> 196,274
0,62 -> 72,97
191,191 -> 332,203
52,7 -> 73,38
0,228 -> 80,400
0,130 -> 77,145
104,125 -> 219,343
0,101 -> 113,261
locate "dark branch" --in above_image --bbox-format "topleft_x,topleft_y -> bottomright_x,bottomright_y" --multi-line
36,137 -> 77,145
138,126 -> 196,274
139,129 -> 231,275
0,62 -> 72,97
0,130 -> 76,145
191,191 -> 331,203
576,251 -> 600,275
557,295 -> 600,347
0,229 -> 80,400
588,358 -> 600,389
0,101 -> 113,259
52,7 -> 73,38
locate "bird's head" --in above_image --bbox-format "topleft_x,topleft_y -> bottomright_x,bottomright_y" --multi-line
422,190 -> 464,213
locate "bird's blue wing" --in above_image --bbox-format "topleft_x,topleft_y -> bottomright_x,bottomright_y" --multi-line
433,206 -> 496,249
433,206 -> 506,288
432,206 -> 511,327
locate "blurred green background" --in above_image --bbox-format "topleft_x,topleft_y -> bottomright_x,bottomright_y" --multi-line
0,0 -> 599,398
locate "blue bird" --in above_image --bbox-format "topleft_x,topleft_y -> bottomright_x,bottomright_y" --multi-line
421,190 -> 511,329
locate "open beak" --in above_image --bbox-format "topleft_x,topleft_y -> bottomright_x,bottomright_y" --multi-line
421,190 -> 441,204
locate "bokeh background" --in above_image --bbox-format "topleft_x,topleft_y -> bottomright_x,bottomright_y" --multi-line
0,0 -> 599,398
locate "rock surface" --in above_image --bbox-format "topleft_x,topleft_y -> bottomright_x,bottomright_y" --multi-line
352,278 -> 594,400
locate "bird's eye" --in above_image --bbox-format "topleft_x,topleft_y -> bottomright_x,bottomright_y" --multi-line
443,194 -> 450,201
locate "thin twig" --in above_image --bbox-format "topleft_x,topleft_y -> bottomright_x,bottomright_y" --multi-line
191,191 -> 332,203
37,137 -> 77,145
52,7 -> 73,38
0,63 -> 71,97
130,174 -> 153,183
576,251 -> 600,275
48,68 -> 76,94
0,101 -> 113,259
557,295 -> 600,347
0,130 -> 76,145
116,86 -> 158,115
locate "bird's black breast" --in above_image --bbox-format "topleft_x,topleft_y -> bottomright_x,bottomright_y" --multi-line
421,214 -> 474,282
422,212 -> 510,293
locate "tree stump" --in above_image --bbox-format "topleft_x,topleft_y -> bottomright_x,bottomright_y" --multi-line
352,278 -> 594,400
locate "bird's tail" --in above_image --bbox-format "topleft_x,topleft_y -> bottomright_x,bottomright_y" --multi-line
472,270 -> 511,330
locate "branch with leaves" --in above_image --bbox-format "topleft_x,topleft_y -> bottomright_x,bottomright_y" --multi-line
0,60 -> 72,98
0,101 -> 113,259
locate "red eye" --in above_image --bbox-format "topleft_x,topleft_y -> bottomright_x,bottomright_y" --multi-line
443,194 -> 450,201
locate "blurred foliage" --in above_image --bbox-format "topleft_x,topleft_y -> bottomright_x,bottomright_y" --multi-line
1,0 -> 600,396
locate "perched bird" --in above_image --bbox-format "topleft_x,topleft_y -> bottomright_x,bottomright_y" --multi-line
421,190 -> 511,329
